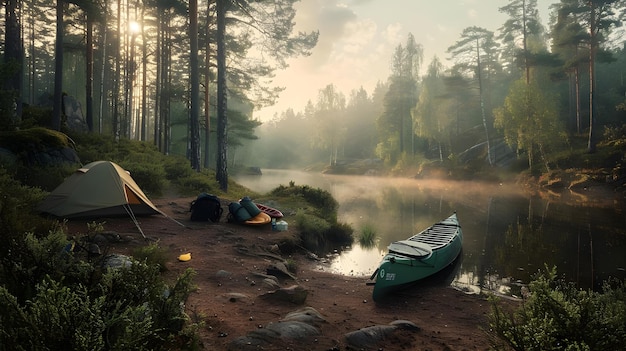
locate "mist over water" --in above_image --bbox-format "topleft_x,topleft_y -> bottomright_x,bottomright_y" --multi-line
234,169 -> 626,297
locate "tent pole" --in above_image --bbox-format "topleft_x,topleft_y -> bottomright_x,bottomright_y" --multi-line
124,204 -> 148,240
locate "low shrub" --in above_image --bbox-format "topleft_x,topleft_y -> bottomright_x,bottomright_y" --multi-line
119,160 -> 167,196
175,169 -> 222,196
0,228 -> 199,350
15,163 -> 77,191
488,266 -> 626,350
295,213 -> 353,254
133,242 -> 169,272
270,183 -> 338,222
0,167 -> 51,241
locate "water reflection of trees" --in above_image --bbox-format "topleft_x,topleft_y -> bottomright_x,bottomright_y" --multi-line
485,196 -> 625,292
240,171 -> 626,289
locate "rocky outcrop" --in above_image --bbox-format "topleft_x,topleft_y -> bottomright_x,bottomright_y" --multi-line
0,128 -> 80,167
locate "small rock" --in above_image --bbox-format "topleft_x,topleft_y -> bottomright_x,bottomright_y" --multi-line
260,285 -> 308,305
216,269 -> 232,278
224,293 -> 249,302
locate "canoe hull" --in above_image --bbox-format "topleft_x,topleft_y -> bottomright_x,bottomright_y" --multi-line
371,213 -> 463,302
256,203 -> 284,218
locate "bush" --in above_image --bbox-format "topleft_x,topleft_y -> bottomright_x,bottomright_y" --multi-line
270,183 -> 338,222
133,242 -> 169,272
15,163 -> 77,191
488,266 -> 626,350
0,279 -> 107,351
119,160 -> 167,196
0,167 -> 51,242
295,213 -> 353,254
0,228 -> 199,350
0,169 -> 201,349
175,169 -> 222,196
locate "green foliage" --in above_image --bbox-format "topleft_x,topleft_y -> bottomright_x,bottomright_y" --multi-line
0,127 -> 71,152
0,164 -> 201,349
295,213 -> 353,254
70,133 -> 156,164
327,222 -> 354,245
285,258 -> 298,274
0,228 -> 93,302
602,124 -> 626,147
0,279 -> 107,351
16,163 -> 78,191
119,160 -> 167,197
133,243 -> 169,272
358,223 -> 377,248
0,167 -> 51,242
488,266 -> 626,350
494,79 -> 566,172
175,169 -> 222,196
164,155 -> 196,180
0,229 -> 199,350
20,105 -> 53,129
269,183 -> 338,222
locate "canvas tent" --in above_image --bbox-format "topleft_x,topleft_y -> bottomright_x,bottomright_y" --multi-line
38,160 -> 176,237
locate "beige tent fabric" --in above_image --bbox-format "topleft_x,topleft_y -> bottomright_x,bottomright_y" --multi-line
37,161 -> 161,219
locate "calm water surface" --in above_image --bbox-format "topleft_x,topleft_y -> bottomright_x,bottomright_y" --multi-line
234,169 -> 626,297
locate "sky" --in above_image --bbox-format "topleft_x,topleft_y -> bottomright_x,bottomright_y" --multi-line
255,0 -> 557,121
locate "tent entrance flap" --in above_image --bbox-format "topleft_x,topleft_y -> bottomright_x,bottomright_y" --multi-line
125,184 -> 143,205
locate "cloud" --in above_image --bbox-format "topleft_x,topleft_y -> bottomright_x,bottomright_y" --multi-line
293,0 -> 358,68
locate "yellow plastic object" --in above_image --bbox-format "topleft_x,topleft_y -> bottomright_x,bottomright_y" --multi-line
178,253 -> 192,262
244,212 -> 271,225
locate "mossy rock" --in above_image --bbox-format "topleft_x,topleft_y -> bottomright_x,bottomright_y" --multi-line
0,127 -> 80,167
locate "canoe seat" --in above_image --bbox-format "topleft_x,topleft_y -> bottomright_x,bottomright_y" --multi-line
388,240 -> 433,259
410,223 -> 459,250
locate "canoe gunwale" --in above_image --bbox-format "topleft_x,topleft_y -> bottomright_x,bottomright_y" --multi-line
371,212 -> 463,301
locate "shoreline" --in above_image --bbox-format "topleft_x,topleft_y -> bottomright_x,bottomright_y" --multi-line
68,194 -> 517,350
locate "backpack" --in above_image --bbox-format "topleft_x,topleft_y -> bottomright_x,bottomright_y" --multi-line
190,193 -> 223,222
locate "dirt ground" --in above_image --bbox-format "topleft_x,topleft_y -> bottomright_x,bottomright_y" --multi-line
67,195 -> 518,351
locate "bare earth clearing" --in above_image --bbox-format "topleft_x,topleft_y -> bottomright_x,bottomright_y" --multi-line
68,195 -> 516,351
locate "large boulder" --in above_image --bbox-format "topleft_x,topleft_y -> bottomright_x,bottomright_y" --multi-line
0,127 -> 80,167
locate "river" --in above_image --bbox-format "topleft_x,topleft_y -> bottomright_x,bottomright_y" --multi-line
233,169 -> 626,297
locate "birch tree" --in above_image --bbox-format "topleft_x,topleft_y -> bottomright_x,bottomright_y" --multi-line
447,26 -> 500,165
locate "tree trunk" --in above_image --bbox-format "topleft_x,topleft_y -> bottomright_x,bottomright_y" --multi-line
52,0 -> 64,131
86,15 -> 94,132
587,2 -> 596,153
141,4 -> 147,141
216,0 -> 228,191
29,4 -> 35,105
476,39 -> 493,166
98,21 -> 107,134
113,0 -> 121,140
189,0 -> 201,171
154,14 -> 162,148
204,1 -> 212,168
163,15 -> 171,154
4,0 -> 23,126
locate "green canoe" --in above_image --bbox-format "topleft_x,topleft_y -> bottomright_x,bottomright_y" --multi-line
370,212 -> 463,302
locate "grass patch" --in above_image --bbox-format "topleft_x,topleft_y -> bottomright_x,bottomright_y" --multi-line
133,242 -> 169,272
358,223 -> 377,248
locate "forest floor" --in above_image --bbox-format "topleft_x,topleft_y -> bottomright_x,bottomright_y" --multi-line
65,193 -> 523,351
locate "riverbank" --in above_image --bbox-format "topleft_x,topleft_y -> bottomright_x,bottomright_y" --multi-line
66,194 -> 517,350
